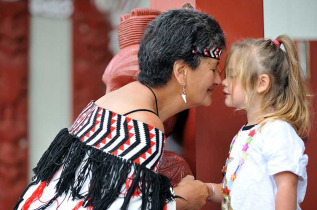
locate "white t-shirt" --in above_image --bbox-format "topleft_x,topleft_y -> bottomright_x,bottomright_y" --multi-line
222,120 -> 308,210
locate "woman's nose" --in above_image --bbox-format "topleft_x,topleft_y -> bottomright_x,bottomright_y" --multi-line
214,71 -> 222,85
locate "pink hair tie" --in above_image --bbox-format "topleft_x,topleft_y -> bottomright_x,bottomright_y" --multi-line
273,39 -> 281,47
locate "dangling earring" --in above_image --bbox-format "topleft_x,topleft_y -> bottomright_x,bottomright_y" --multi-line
181,82 -> 187,103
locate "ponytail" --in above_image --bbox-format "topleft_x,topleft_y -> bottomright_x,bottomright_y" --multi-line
261,35 -> 310,137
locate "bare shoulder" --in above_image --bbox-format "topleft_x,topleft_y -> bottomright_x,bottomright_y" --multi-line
95,83 -> 164,132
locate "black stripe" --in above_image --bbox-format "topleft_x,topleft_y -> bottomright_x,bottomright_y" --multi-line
142,127 -> 161,168
119,120 -> 141,158
101,115 -> 123,150
84,109 -> 105,144
78,107 -> 99,140
108,117 -> 130,153
149,129 -> 163,170
91,111 -> 112,146
116,119 -> 130,157
76,107 -> 97,137
70,102 -> 94,132
129,123 -> 151,162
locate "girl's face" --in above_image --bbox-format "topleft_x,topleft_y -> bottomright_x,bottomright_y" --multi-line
186,57 -> 222,107
222,56 -> 246,109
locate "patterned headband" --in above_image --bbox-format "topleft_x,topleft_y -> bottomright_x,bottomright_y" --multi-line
192,46 -> 223,60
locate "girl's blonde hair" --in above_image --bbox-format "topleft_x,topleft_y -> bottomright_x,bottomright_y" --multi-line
224,35 -> 310,137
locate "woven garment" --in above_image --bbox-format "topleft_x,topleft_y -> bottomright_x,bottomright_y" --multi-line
15,101 -> 176,210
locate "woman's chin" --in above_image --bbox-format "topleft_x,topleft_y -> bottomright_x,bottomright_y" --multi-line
200,99 -> 212,107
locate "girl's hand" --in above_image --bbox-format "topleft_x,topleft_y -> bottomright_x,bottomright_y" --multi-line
274,171 -> 298,210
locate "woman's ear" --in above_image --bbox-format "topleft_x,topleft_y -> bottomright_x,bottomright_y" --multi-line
257,74 -> 270,94
173,60 -> 188,84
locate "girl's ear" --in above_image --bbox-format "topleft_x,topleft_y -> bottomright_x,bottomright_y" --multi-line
257,74 -> 270,94
173,59 -> 188,84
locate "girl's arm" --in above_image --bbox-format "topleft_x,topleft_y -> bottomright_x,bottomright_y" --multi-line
206,183 -> 223,203
274,171 -> 298,210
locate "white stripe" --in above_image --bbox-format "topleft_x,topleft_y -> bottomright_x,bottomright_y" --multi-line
102,116 -> 125,152
146,130 -> 163,170
69,103 -> 94,132
86,109 -> 110,146
121,121 -> 147,161
76,106 -> 98,137
121,122 -> 137,159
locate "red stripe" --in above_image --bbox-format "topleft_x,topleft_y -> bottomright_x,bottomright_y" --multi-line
72,201 -> 84,210
164,203 -> 167,210
72,200 -> 93,210
21,181 -> 47,210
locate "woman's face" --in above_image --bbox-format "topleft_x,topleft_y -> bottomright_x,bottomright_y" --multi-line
221,56 -> 246,109
186,57 -> 222,107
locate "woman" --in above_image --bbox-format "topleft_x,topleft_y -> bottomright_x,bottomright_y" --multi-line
15,9 -> 225,210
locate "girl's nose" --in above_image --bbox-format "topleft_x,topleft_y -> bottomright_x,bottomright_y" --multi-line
222,77 -> 227,86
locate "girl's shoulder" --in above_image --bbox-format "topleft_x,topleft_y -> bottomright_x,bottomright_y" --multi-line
258,120 -> 305,148
260,120 -> 295,134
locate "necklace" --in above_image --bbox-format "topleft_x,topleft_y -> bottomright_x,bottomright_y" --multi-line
144,84 -> 159,117
221,126 -> 257,200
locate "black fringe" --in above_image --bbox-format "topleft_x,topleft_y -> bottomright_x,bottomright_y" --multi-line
22,128 -> 174,210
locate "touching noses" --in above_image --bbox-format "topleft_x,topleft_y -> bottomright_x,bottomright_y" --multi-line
222,77 -> 227,87
214,71 -> 222,85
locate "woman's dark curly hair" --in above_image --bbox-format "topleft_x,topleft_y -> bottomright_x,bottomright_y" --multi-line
138,9 -> 226,87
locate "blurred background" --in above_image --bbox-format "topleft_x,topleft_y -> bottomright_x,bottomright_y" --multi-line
0,0 -> 316,209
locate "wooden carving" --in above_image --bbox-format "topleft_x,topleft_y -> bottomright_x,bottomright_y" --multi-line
102,8 -> 161,94
0,1 -> 29,209
158,151 -> 193,187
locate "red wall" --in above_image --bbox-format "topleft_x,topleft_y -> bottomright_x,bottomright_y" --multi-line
301,41 -> 317,210
151,1 -> 263,209
0,1 -> 29,209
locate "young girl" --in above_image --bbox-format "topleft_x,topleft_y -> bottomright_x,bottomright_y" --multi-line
207,35 -> 310,210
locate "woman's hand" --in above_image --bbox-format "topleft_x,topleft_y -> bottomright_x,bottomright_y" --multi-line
174,175 -> 209,210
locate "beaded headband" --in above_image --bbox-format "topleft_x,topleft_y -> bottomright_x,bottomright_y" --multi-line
192,46 -> 223,60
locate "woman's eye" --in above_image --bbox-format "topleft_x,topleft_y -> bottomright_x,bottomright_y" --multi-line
211,69 -> 216,72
